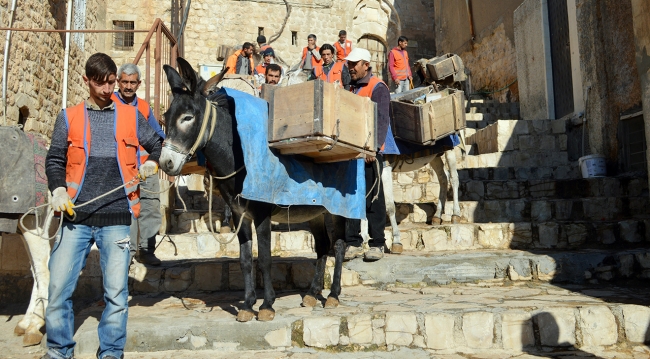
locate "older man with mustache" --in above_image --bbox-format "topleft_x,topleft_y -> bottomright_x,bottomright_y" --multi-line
112,63 -> 166,266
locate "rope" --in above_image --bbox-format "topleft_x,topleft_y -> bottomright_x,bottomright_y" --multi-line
206,173 -> 249,245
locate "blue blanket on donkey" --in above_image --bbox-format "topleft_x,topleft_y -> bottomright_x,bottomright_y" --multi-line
219,87 -> 367,220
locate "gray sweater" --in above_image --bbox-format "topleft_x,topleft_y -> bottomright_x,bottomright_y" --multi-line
46,102 -> 162,226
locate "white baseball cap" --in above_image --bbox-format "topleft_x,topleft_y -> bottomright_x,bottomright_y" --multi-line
345,48 -> 371,62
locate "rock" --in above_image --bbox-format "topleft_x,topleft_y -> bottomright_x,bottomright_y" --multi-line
291,261 -> 316,289
508,223 -> 533,245
421,228 -> 449,251
450,225 -> 475,248
425,313 -> 455,349
303,317 -> 340,348
536,308 -> 576,346
189,263 -> 222,291
502,311 -> 535,350
163,267 -> 192,292
278,231 -> 307,251
538,222 -> 559,248
531,201 -> 552,222
265,327 -> 291,347
190,335 -> 207,348
478,224 -> 508,249
563,223 -> 588,246
578,306 -> 617,347
385,312 -> 417,346
462,312 -> 493,348
617,254 -> 635,277
229,262 -> 255,291
622,305 -> 650,343
620,220 -> 642,243
196,233 -> 219,255
635,252 -> 650,269
465,181 -> 485,200
348,314 -> 373,344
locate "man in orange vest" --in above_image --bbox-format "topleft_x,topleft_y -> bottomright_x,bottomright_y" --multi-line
43,53 -> 162,359
334,30 -> 353,62
344,48 -> 391,262
257,35 -> 270,52
309,43 -> 350,90
226,42 -> 254,75
388,36 -> 413,93
300,34 -> 322,72
113,63 -> 165,266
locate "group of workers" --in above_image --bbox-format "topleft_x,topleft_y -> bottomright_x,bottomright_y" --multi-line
38,31 -> 415,359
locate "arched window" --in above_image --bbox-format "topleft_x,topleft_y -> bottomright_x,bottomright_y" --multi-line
356,35 -> 388,83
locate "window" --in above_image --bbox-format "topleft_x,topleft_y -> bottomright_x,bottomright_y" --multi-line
258,27 -> 264,36
113,20 -> 134,50
291,31 -> 298,46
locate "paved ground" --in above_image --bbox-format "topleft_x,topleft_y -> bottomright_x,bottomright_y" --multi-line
3,281 -> 650,358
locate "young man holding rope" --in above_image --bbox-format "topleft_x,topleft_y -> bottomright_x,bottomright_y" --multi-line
43,53 -> 162,359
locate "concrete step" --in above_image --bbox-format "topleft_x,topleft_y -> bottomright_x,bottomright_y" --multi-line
68,281 -> 650,354
457,150 -> 572,169
465,119 -> 566,155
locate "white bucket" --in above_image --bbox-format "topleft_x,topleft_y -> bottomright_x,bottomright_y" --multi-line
578,155 -> 606,178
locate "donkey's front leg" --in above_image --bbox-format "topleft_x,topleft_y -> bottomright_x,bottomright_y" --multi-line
235,214 -> 256,322
255,212 -> 276,321
302,215 -> 329,308
444,149 -> 462,223
325,215 -> 346,308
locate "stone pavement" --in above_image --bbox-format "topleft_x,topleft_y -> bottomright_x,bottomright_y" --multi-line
4,281 -> 646,357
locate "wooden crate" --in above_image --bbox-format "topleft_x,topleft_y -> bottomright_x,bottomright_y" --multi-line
426,54 -> 463,80
264,80 -> 377,162
390,87 -> 466,145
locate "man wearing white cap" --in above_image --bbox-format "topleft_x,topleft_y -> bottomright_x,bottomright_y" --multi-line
343,48 -> 391,262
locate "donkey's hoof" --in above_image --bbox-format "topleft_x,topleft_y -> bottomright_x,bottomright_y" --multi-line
258,309 -> 276,321
451,215 -> 461,224
302,295 -> 318,307
236,310 -> 255,322
391,243 -> 403,254
220,226 -> 232,234
14,325 -> 25,336
324,297 -> 339,309
431,217 -> 442,225
22,332 -> 43,347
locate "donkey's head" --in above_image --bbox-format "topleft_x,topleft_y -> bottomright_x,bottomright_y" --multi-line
159,57 -> 210,176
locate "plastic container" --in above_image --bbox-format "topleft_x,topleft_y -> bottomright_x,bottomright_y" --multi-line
578,154 -> 606,178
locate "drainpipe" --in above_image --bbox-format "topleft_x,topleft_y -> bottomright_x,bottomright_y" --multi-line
465,0 -> 475,42
2,0 -> 18,126
61,0 -> 73,109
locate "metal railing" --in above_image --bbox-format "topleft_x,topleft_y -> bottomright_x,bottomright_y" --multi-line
132,18 -> 178,122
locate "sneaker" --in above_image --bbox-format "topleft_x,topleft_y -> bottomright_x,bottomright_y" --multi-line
364,246 -> 384,261
40,354 -> 72,359
136,251 -> 161,266
344,245 -> 364,261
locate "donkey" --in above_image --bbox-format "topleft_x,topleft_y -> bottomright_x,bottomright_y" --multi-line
159,58 -> 349,322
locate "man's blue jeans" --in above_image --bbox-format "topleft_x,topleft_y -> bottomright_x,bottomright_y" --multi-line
395,79 -> 410,94
45,223 -> 131,359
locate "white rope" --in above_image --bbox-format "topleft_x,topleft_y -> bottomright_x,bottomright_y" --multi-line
205,173 -> 248,245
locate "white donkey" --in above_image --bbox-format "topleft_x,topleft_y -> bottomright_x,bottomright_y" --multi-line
361,135 -> 464,253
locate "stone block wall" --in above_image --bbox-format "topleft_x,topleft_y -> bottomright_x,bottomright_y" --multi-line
0,0 -> 106,140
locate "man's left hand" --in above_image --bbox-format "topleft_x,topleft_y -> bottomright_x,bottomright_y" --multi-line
138,160 -> 159,180
365,155 -> 376,164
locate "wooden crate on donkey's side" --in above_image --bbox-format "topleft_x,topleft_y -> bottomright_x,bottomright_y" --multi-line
262,80 -> 377,163
390,86 -> 466,146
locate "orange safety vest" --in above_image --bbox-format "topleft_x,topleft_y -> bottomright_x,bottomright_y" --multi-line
334,40 -> 352,62
64,102 -> 141,218
259,44 -> 270,52
390,47 -> 410,81
226,49 -> 254,75
255,63 -> 267,76
301,46 -> 322,68
313,62 -> 345,87
111,93 -> 151,165
352,75 -> 388,151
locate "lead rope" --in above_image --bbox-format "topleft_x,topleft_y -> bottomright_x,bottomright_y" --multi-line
207,172 -> 248,245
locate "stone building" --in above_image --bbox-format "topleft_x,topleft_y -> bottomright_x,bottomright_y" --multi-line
0,0 -> 107,139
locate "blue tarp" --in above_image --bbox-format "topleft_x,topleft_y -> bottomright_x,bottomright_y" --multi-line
220,87 -> 367,220
382,130 -> 460,156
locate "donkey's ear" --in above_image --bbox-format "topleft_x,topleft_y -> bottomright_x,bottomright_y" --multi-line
163,64 -> 187,96
176,57 -> 198,94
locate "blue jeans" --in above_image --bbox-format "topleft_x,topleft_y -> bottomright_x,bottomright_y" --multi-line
129,176 -> 161,256
395,79 -> 410,94
45,223 -> 131,359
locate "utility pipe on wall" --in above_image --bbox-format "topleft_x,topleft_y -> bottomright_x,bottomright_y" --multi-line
61,0 -> 73,109
2,0 -> 18,126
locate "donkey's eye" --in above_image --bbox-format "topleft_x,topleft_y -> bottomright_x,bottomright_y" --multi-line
180,115 -> 194,123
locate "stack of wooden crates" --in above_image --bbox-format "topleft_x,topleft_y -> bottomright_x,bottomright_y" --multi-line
390,86 -> 466,146
262,80 -> 377,163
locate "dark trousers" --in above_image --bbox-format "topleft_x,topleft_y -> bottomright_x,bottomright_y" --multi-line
345,154 -> 386,248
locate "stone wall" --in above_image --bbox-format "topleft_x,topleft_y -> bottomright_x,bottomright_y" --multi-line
105,0 -> 435,86
0,0 -> 106,140
630,0 -> 650,193
433,0 -> 523,102
576,0 -> 642,172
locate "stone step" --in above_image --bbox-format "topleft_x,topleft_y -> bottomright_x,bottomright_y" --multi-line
69,281 -> 650,354
393,176 -> 649,201
458,166 -> 582,181
398,197 -> 650,223
465,120 -> 566,155
457,150 -> 572,169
